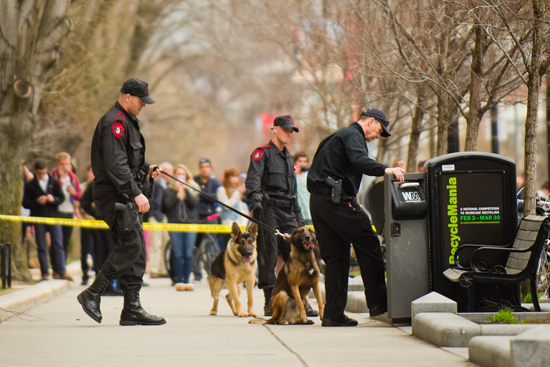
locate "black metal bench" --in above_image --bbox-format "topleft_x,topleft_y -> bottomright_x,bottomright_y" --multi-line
443,215 -> 549,312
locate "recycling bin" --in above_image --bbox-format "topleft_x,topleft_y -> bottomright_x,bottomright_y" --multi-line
426,152 -> 518,311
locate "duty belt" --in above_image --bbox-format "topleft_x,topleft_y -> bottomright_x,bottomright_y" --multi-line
313,187 -> 332,196
266,196 -> 295,210
313,187 -> 354,202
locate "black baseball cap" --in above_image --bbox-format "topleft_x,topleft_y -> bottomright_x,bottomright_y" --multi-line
199,158 -> 212,166
274,115 -> 299,132
361,108 -> 391,137
121,78 -> 155,104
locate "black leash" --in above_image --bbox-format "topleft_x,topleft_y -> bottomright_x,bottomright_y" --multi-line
158,170 -> 289,238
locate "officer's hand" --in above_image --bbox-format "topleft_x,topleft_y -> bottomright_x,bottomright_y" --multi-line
134,193 -> 150,213
385,167 -> 405,182
251,200 -> 262,218
149,165 -> 161,179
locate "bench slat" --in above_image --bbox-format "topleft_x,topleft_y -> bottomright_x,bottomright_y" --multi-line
515,230 -> 538,242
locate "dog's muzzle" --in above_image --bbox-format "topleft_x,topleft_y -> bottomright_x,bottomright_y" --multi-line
241,249 -> 253,264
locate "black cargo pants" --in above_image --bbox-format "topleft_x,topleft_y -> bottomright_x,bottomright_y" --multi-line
94,186 -> 146,291
310,193 -> 387,319
257,205 -> 298,290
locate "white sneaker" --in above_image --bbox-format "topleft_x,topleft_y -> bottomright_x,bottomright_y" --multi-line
184,283 -> 195,291
175,283 -> 186,291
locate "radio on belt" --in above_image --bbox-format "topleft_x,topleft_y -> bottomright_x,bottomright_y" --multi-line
390,181 -> 428,220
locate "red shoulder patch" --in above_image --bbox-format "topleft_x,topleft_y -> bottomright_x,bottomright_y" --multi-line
259,145 -> 271,150
112,123 -> 125,139
252,150 -> 264,161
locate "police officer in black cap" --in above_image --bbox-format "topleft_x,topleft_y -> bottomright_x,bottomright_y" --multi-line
245,115 -> 318,317
307,108 -> 405,327
78,78 -> 166,325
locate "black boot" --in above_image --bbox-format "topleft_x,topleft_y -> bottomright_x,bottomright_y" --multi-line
263,288 -> 273,317
77,271 -> 110,323
305,303 -> 319,317
119,288 -> 166,326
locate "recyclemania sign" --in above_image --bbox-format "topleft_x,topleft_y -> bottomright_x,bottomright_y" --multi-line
440,172 -> 505,266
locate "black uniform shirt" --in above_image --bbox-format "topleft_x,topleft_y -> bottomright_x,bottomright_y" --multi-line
91,101 -> 150,198
245,140 -> 298,202
307,122 -> 387,197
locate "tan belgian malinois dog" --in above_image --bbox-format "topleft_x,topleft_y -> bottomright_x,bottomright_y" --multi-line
250,226 -> 324,325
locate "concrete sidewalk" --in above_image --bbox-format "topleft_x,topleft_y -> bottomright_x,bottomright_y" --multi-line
0,270 -> 479,367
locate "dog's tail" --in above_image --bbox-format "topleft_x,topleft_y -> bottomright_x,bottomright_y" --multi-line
248,317 -> 268,325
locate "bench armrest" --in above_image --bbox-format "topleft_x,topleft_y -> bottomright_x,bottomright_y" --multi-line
455,243 -> 509,269
470,246 -> 536,273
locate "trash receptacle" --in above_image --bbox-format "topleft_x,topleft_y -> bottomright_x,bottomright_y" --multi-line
383,172 -> 430,322
426,152 -> 518,311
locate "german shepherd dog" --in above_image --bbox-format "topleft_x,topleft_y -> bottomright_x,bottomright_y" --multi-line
209,222 -> 258,317
250,227 -> 324,325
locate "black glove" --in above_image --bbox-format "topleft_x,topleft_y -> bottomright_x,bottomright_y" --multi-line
251,200 -> 263,218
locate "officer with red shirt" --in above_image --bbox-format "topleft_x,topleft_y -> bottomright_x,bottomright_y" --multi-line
245,115 -> 317,317
78,78 -> 165,326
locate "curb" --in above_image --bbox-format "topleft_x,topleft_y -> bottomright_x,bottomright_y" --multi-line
410,292 -> 550,367
313,280 -> 369,314
0,279 -> 70,323
412,312 -> 481,347
468,336 -> 513,367
346,291 -> 369,313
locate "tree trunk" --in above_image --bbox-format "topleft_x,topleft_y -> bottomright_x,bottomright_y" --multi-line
0,84 -> 37,281
522,0 -> 545,216
125,0 -> 166,76
0,0 -> 71,281
464,20 -> 483,152
436,92 -> 450,156
406,85 -> 426,172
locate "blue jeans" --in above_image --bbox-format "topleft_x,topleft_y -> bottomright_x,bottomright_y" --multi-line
169,231 -> 197,284
35,223 -> 66,276
51,212 -> 73,274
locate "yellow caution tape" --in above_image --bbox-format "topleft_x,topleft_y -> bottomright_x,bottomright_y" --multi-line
0,214 -> 236,233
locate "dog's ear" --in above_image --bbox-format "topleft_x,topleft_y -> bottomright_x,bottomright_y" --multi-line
231,222 -> 241,238
249,222 -> 258,238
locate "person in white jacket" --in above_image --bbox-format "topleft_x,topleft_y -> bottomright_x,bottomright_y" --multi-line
216,167 -> 248,249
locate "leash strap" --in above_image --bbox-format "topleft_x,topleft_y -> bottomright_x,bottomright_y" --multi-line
159,170 -> 289,238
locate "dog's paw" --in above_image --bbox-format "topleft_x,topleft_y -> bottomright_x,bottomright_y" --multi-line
209,310 -> 217,316
237,310 -> 247,317
247,310 -> 256,317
